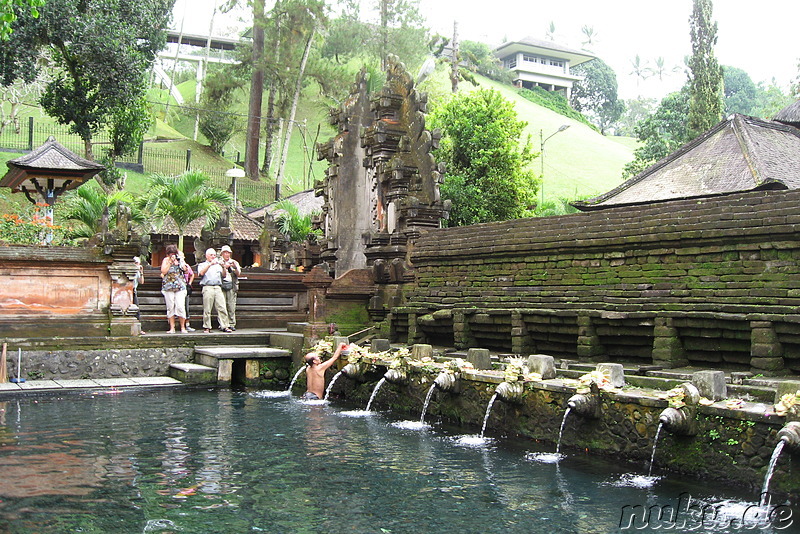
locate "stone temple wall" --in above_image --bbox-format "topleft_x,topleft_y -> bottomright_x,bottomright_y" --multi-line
389,189 -> 800,375
334,367 -> 800,498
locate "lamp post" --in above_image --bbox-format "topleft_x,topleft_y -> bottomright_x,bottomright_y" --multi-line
539,124 -> 570,205
225,167 -> 246,207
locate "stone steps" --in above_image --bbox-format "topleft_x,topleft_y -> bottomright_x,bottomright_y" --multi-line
169,363 -> 217,384
193,346 -> 292,368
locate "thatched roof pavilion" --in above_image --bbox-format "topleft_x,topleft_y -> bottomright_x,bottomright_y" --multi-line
573,113 -> 800,211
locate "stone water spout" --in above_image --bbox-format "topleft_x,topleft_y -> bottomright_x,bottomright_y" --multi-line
658,383 -> 700,436
658,407 -> 698,436
760,422 -> 800,504
495,381 -> 525,403
384,368 -> 408,385
567,383 -> 601,419
777,421 -> 800,451
341,362 -> 368,382
434,371 -> 460,392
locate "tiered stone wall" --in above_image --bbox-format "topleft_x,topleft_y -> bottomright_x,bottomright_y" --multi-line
389,189 -> 800,375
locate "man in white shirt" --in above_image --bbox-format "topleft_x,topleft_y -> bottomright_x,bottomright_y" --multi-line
197,248 -> 231,333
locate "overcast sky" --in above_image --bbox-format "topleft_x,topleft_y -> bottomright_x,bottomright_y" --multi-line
172,0 -> 800,101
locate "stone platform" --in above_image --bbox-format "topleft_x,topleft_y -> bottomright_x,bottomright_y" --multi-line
186,345 -> 293,385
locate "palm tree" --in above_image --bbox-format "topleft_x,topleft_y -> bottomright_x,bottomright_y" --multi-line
581,25 -> 598,49
139,170 -> 234,251
545,21 -> 556,41
651,56 -> 682,81
272,199 -> 319,243
60,184 -> 144,238
630,54 -> 652,92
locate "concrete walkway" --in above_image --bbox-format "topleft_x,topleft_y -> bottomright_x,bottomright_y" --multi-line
0,376 -> 182,394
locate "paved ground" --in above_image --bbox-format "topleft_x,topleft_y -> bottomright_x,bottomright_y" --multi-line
0,376 -> 182,394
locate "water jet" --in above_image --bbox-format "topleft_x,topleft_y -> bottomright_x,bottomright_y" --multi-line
761,421 -> 800,504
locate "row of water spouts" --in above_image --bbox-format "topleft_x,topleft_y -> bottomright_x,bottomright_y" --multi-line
284,344 -> 800,504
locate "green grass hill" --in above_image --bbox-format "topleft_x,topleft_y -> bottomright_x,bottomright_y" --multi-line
1,64 -> 635,216
457,75 -> 635,202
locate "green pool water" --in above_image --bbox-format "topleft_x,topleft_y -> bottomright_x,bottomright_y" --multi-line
0,387 -> 792,533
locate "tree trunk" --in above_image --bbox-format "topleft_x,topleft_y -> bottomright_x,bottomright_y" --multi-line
260,27 -> 281,176
261,90 -> 277,175
380,0 -> 388,70
450,20 -> 459,93
245,0 -> 266,181
275,27 -> 314,200
84,137 -> 94,160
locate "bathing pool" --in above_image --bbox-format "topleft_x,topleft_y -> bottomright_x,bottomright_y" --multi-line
0,387 -> 792,533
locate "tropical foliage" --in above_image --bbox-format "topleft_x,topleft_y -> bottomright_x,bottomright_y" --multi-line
622,87 -> 690,179
272,199 -> 319,242
137,170 -> 234,250
430,88 -> 537,226
59,184 -> 144,238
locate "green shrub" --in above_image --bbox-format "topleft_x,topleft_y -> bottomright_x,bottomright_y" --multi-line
517,87 -> 597,131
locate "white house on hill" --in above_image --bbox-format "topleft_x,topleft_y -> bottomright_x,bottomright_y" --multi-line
494,37 -> 595,100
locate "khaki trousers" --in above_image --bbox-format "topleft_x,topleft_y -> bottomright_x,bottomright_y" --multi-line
202,285 -> 230,329
223,288 -> 237,328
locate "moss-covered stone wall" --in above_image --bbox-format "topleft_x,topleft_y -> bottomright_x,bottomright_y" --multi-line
328,369 -> 800,500
390,190 -> 800,374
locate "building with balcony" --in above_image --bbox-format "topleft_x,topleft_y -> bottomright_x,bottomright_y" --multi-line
494,37 -> 595,100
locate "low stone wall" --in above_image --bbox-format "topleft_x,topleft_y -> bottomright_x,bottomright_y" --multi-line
331,368 -> 800,500
7,347 -> 194,380
388,189 -> 800,375
0,244 -> 142,338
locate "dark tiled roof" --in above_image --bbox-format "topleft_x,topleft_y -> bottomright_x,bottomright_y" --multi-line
573,115 -> 800,211
247,189 -> 323,221
154,209 -> 263,242
0,136 -> 105,191
9,136 -> 105,171
774,99 -> 800,127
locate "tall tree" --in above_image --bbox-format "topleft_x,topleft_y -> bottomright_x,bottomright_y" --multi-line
629,54 -> 651,92
1,0 -> 173,186
722,66 -> 757,116
0,0 -> 43,39
687,0 -> 723,139
429,88 -> 537,226
622,87 -> 690,178
545,21 -> 556,41
371,0 -> 428,69
245,0 -> 266,180
580,25 -> 597,49
198,66 -> 243,154
651,56 -> 681,81
570,58 -> 623,134
138,170 -> 234,252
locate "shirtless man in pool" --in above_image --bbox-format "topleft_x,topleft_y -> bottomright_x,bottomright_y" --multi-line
302,342 -> 348,400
